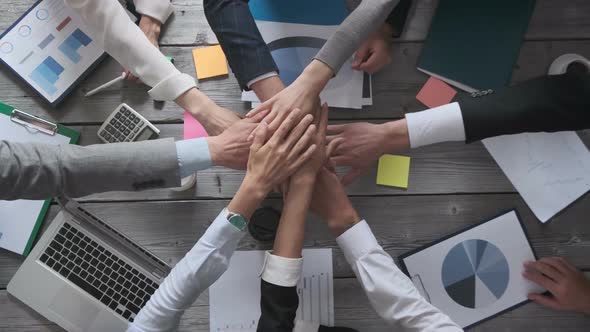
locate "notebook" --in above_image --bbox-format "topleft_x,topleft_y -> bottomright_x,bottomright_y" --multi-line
417,0 -> 536,92
0,102 -> 79,255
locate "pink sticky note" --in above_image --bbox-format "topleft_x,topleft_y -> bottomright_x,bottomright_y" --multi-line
184,112 -> 208,139
416,76 -> 457,108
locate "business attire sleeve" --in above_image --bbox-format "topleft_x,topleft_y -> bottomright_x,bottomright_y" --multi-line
336,221 -> 463,332
346,0 -> 411,37
406,70 -> 590,148
128,209 -> 246,332
203,0 -> 279,91
133,0 -> 174,24
65,0 -> 195,101
0,138 -> 180,200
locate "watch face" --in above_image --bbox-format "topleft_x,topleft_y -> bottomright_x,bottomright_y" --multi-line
228,214 -> 247,231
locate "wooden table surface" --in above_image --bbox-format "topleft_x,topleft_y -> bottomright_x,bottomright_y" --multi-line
2,0 -> 590,331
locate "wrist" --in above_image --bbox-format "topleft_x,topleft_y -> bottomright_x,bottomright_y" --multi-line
299,60 -> 333,94
206,136 -> 224,167
177,88 -> 215,120
381,119 -> 410,153
228,176 -> 267,219
328,207 -> 361,237
251,75 -> 286,102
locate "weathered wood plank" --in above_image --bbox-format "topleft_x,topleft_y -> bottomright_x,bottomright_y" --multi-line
2,0 -> 589,46
2,40 -> 590,124
2,275 -> 590,332
2,193 -> 590,287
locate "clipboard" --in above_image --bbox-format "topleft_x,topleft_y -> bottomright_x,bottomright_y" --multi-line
0,0 -> 107,106
398,210 -> 540,329
0,101 -> 79,255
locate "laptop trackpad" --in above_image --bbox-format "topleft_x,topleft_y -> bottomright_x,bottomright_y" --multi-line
49,285 -> 100,331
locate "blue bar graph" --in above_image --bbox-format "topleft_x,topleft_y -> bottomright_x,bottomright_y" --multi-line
29,56 -> 64,95
58,28 -> 92,64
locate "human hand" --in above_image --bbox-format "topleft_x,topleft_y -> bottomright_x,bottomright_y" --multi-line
125,15 -> 162,82
523,257 -> 590,315
244,108 -> 317,195
207,110 -> 270,169
328,119 -> 409,185
245,60 -> 333,134
352,23 -> 393,74
310,167 -> 360,236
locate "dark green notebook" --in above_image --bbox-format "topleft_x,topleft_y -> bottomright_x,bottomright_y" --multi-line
417,0 -> 535,91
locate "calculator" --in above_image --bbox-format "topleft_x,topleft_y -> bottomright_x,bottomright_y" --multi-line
98,103 -> 160,143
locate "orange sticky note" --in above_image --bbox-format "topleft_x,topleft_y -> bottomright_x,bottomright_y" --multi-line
416,76 -> 457,108
184,112 -> 208,139
192,45 -> 228,79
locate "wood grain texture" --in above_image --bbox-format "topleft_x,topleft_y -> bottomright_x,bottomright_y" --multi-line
2,193 -> 590,288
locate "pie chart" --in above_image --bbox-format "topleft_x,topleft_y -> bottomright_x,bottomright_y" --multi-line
441,239 -> 509,308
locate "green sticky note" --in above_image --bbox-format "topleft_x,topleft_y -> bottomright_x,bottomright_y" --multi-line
376,154 -> 411,188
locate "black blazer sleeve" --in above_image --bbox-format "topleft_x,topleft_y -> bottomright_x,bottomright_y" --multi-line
457,70 -> 590,143
385,0 -> 412,37
203,0 -> 278,90
257,280 -> 299,332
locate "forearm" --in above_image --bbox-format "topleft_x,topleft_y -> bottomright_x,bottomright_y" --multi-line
227,176 -> 267,220
203,0 -> 278,90
314,0 -> 399,73
129,209 -> 246,332
175,88 -> 221,130
0,139 -> 179,200
251,76 -> 286,102
272,179 -> 315,258
65,0 -> 195,101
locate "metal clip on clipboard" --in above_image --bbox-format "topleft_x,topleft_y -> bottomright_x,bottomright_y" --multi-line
10,109 -> 58,136
411,274 -> 432,303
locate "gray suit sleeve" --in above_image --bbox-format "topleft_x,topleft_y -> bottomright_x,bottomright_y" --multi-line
0,138 -> 181,200
314,0 -> 399,73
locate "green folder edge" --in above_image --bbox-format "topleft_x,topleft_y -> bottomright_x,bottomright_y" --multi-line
0,102 -> 80,256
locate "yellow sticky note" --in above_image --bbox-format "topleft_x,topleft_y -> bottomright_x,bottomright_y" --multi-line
192,45 -> 228,79
376,154 -> 411,188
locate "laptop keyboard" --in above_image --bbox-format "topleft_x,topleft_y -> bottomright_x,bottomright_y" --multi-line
38,223 -> 159,322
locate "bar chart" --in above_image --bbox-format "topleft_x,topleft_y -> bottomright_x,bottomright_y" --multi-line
28,56 -> 63,95
58,29 -> 92,64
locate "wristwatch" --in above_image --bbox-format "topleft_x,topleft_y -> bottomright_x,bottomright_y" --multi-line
225,208 -> 247,231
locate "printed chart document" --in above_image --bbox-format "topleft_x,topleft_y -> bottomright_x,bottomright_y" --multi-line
0,0 -> 104,105
400,211 -> 543,328
483,132 -> 590,222
209,249 -> 334,331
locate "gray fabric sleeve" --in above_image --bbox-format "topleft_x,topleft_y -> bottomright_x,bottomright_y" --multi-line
314,0 -> 399,73
0,138 -> 180,200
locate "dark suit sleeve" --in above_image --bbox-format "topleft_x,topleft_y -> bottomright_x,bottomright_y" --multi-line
203,0 -> 278,90
457,70 -> 590,143
257,280 -> 299,332
385,0 -> 412,37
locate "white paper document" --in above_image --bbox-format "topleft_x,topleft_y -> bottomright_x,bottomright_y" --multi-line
0,0 -> 104,104
483,131 -> 590,222
402,211 -> 543,328
0,115 -> 70,254
242,21 -> 364,109
209,249 -> 334,331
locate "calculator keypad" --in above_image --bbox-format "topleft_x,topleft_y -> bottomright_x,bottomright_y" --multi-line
99,106 -> 145,143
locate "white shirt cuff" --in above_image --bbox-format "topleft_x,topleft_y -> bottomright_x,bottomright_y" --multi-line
148,73 -> 196,101
134,0 -> 174,23
293,320 -> 320,332
246,71 -> 279,89
336,220 -> 378,264
405,102 -> 466,148
260,251 -> 303,287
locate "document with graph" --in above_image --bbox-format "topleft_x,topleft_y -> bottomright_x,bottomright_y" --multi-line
0,0 -> 105,105
209,249 -> 334,331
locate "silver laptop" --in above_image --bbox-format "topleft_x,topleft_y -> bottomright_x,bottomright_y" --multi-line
8,199 -> 171,332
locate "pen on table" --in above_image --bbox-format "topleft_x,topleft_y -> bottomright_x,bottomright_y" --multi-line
85,56 -> 175,97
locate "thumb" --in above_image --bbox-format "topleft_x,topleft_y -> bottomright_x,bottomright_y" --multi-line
250,121 -> 267,153
341,168 -> 362,186
352,44 -> 371,68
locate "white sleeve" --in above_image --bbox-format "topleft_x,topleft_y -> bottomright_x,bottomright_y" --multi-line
336,221 -> 463,332
133,0 -> 174,24
127,209 -> 246,332
405,102 -> 466,148
64,0 -> 196,101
